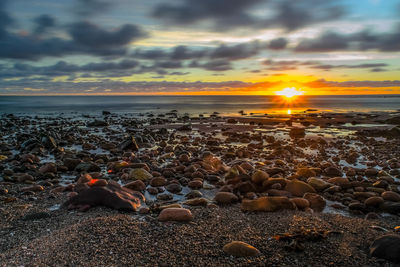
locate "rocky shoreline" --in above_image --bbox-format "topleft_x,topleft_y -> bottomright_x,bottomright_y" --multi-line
0,110 -> 400,266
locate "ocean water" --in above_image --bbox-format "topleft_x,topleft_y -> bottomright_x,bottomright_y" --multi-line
0,95 -> 399,116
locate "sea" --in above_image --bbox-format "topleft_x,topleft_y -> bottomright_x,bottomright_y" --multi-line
0,95 -> 399,116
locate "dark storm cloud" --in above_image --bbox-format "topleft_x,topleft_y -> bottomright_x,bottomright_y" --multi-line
69,21 -> 147,48
189,59 -> 232,71
33,14 -> 56,35
294,25 -> 400,52
152,0 -> 261,30
267,38 -> 288,50
134,40 -> 267,62
0,21 -> 147,60
305,79 -> 400,88
152,0 -> 347,32
310,63 -> 389,71
0,0 -> 13,39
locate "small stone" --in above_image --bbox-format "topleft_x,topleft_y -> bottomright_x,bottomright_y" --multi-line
304,193 -> 326,212
290,198 -> 310,210
184,197 -> 208,206
223,241 -> 260,257
381,191 -> 400,202
124,180 -> 146,191
21,185 -> 44,192
129,168 -> 153,181
158,208 -> 193,222
166,183 -> 182,193
284,179 -> 316,197
364,196 -> 384,207
241,196 -> 296,212
39,163 -> 57,174
251,170 -> 269,184
188,180 -> 203,189
214,192 -> 239,204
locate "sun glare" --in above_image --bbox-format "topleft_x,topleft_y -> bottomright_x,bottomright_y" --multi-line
275,87 -> 304,98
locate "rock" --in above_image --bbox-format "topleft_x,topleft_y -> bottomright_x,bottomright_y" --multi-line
185,190 -> 203,199
266,189 -> 292,197
370,234 -> 400,263
380,202 -> 400,214
63,182 -> 144,211
75,162 -> 101,172
88,179 -> 108,187
214,192 -> 238,204
150,177 -> 167,187
223,241 -> 260,257
296,168 -> 316,178
188,180 -> 203,189
39,163 -> 57,173
324,167 -> 343,177
289,127 -> 305,139
307,177 -> 331,192
87,120 -> 108,127
124,180 -> 146,191
158,208 -> 193,222
129,168 -> 152,181
251,170 -> 269,184
63,158 -> 82,170
160,204 -> 182,210
21,185 -> 44,192
119,136 -> 139,151
166,183 -> 182,193
284,179 -> 316,197
365,168 -> 378,177
327,177 -> 350,188
364,196 -> 384,207
263,178 -> 288,189
184,198 -> 208,206
291,198 -> 310,210
382,191 -> 400,202
304,193 -> 326,212
241,196 -> 296,212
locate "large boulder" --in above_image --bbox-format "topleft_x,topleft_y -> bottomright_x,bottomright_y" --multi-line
284,179 -> 316,197
241,196 -> 296,212
63,182 -> 144,211
370,234 -> 400,263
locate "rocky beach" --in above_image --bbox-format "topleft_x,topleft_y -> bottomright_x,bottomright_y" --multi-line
1,110 -> 400,266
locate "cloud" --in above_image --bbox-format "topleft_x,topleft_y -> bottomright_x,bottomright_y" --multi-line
33,14 -> 56,35
304,79 -> 400,88
189,59 -> 232,71
267,38 -> 288,50
152,0 -> 347,32
69,21 -> 147,48
73,0 -> 112,17
0,21 -> 147,60
310,63 -> 389,71
152,0 -> 261,31
295,24 -> 400,52
0,0 -> 13,39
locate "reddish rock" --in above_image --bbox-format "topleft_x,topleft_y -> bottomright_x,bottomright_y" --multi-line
382,191 -> 400,202
304,193 -> 326,212
214,192 -> 238,204
284,179 -> 316,197
223,241 -> 260,257
158,208 -> 193,222
39,163 -> 57,174
124,180 -> 146,191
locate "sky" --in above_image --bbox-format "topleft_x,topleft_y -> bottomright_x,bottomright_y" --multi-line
0,0 -> 399,95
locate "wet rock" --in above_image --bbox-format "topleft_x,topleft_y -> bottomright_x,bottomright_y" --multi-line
223,241 -> 260,257
124,180 -> 146,191
39,163 -> 57,174
365,212 -> 381,220
381,191 -> 400,202
307,177 -> 331,192
184,197 -> 208,206
188,180 -> 203,189
214,192 -> 238,204
63,183 -> 143,211
158,208 -> 193,222
365,168 -> 378,177
380,202 -> 400,214
364,196 -> 384,208
284,179 -> 316,197
119,136 -> 139,151
324,167 -> 343,177
166,183 -> 182,193
327,177 -> 350,188
129,168 -> 152,181
290,198 -> 310,210
157,193 -> 173,201
266,189 -> 292,197
75,162 -> 101,172
263,178 -> 288,189
251,170 -> 269,184
185,190 -> 203,199
150,177 -> 167,187
21,185 -> 44,192
241,196 -> 296,212
369,234 -> 400,263
87,120 -> 108,127
296,168 -> 316,178
63,158 -> 82,171
304,193 -> 326,212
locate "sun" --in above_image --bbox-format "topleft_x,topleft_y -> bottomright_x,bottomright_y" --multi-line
275,87 -> 304,98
